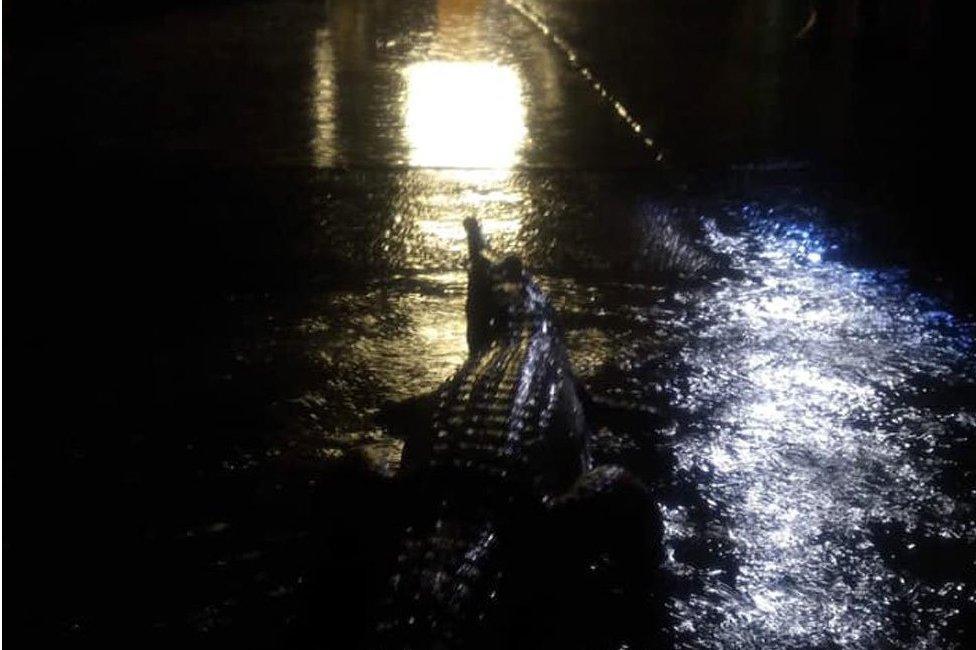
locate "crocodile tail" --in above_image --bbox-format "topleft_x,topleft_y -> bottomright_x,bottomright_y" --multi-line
372,517 -> 503,649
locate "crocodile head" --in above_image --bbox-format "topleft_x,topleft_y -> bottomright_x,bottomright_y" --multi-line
463,218 -> 550,356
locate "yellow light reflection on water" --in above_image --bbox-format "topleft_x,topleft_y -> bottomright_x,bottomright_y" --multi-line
402,61 -> 528,258
412,170 -> 525,252
404,61 -> 527,170
311,27 -> 335,168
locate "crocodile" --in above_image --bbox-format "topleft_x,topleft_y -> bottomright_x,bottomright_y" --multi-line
371,218 -> 663,649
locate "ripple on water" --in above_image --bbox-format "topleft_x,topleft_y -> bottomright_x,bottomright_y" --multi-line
662,204 -> 976,648
273,199 -> 973,648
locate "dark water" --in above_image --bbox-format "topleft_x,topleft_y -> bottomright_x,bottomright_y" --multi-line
6,0 -> 972,647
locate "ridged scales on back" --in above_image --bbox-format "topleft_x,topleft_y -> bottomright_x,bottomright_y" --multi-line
429,285 -> 589,498
372,219 -> 660,649
374,516 -> 501,647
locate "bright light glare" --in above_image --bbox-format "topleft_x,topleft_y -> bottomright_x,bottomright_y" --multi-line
404,61 -> 527,169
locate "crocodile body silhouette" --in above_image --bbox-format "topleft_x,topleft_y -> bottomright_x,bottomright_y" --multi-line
371,219 -> 661,649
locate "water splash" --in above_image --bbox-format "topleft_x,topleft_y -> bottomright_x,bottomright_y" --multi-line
663,205 -> 976,648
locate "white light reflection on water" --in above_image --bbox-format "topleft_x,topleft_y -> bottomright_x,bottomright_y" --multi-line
403,60 -> 527,172
665,209 -> 976,648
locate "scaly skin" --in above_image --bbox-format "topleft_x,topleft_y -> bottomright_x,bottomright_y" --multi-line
372,219 -> 656,649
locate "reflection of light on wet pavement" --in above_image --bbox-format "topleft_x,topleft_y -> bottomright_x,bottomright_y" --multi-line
665,209 -> 976,648
300,272 -> 469,408
297,1 -> 972,643
411,275 -> 469,375
311,27 -> 335,168
404,61 -> 526,170
413,170 -> 524,254
400,61 -> 527,261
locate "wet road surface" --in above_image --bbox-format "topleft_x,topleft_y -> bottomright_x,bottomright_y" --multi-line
5,0 -> 972,647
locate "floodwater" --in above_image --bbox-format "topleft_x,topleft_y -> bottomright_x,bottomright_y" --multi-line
6,0 -> 971,647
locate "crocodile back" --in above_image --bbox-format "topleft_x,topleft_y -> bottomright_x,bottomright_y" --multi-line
428,278 -> 590,500
373,516 -> 502,649
372,221 -> 597,647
